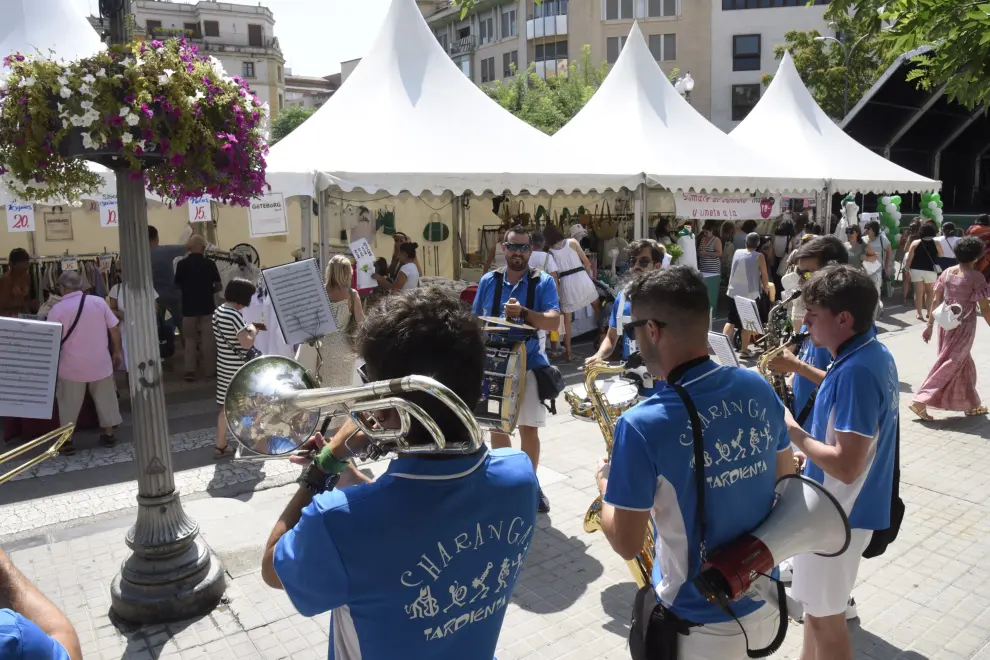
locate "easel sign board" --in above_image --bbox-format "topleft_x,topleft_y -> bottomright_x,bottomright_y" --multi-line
262,258 -> 338,346
733,296 -> 765,335
0,317 -> 61,419
707,332 -> 740,368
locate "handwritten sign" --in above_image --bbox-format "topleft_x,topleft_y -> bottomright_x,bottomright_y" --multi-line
0,317 -> 61,419
349,238 -> 376,290
44,211 -> 73,241
708,332 -> 740,368
6,202 -> 35,233
60,256 -> 79,271
99,194 -> 118,228
261,259 -> 338,345
675,194 -> 781,221
733,296 -> 764,335
249,192 -> 288,238
98,255 -> 114,274
189,195 -> 211,223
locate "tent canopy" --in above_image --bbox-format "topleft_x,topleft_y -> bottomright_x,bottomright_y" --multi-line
551,23 -> 823,194
730,51 -> 940,194
265,0 -> 641,198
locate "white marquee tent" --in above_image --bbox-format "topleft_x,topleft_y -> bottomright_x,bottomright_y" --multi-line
730,51 -> 940,194
265,0 -> 642,198
551,23 -> 825,195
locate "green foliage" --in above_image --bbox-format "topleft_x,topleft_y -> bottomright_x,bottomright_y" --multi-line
760,12 -> 886,119
826,0 -> 990,110
271,106 -> 316,145
453,0 -> 540,19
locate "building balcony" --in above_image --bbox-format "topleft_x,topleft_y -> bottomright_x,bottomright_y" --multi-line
527,15 -> 568,40
450,35 -> 476,56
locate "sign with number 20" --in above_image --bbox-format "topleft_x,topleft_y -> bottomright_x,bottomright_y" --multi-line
6,202 -> 35,233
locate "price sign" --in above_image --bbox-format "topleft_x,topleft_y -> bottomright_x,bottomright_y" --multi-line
6,202 -> 35,233
98,255 -> 114,273
188,195 -> 211,223
99,194 -> 118,228
61,256 -> 79,271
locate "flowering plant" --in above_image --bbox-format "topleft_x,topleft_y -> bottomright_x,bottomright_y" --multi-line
0,38 -> 269,206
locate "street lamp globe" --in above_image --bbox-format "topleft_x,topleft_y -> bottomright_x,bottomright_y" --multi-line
683,72 -> 695,93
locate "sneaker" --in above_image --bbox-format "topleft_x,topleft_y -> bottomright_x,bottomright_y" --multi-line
99,434 -> 116,448
845,598 -> 858,621
537,488 -> 550,514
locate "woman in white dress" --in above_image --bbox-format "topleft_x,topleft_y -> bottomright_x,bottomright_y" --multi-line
108,266 -> 162,373
317,256 -> 365,395
543,224 -> 599,361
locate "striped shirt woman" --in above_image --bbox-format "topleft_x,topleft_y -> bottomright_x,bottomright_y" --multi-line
698,222 -> 723,276
212,277 -> 258,458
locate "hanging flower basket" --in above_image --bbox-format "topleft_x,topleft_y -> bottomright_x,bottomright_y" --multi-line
0,39 -> 269,206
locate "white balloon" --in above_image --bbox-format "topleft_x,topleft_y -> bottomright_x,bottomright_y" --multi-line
886,203 -> 897,214
893,211 -> 902,222
928,201 -> 937,210
881,196 -> 891,205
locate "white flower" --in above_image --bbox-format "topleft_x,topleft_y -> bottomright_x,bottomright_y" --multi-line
59,86 -> 72,98
260,102 -> 270,118
119,106 -> 130,117
121,133 -> 133,145
79,83 -> 90,95
80,100 -> 93,110
81,133 -> 95,149
121,58 -> 133,67
57,75 -> 68,86
18,76 -> 35,87
208,56 -> 226,78
82,111 -> 98,127
96,68 -> 106,77
125,113 -> 139,127
114,74 -> 123,80
163,68 -> 175,78
81,74 -> 96,84
157,74 -> 169,85
134,57 -> 144,67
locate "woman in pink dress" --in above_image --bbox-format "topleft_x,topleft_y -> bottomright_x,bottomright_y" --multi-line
910,237 -> 990,420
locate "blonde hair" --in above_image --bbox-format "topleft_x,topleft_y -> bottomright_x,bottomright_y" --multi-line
325,254 -> 353,290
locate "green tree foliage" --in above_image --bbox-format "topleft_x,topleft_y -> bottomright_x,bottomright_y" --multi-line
760,12 -> 887,120
826,0 -> 990,110
270,106 -> 316,145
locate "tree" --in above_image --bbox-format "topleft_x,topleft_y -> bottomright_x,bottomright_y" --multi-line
269,106 -> 315,145
760,12 -> 887,120
826,0 -> 990,110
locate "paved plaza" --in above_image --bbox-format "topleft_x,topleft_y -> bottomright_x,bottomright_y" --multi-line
2,304 -> 990,659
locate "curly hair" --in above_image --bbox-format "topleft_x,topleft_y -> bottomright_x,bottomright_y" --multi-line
954,236 -> 986,265
802,265 -> 878,333
357,286 -> 486,447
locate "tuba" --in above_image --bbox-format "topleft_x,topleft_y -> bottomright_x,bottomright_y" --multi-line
569,360 -> 656,589
0,424 -> 75,485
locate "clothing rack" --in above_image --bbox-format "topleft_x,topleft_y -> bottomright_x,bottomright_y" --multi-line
0,251 -> 118,265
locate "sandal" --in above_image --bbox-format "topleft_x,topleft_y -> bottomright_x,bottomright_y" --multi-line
965,406 -> 988,417
213,444 -> 233,459
909,403 -> 934,421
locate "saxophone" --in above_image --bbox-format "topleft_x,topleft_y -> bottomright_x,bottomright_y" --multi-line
756,298 -> 795,407
578,360 -> 657,590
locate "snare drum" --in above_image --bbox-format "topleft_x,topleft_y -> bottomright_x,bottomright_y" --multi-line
475,342 -> 527,434
564,377 -> 639,421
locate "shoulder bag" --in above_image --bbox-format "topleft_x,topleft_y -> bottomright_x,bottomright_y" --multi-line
60,293 -> 88,346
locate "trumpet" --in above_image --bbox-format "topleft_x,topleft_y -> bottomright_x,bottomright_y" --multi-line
223,356 -> 483,460
0,424 -> 76,485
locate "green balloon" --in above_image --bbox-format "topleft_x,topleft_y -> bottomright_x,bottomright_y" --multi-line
891,196 -> 902,206
921,193 -> 931,203
931,193 -> 941,202
937,200 -> 943,209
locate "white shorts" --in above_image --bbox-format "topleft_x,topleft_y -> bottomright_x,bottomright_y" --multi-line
790,529 -> 872,618
515,370 -> 546,429
678,606 -> 780,660
909,269 -> 937,284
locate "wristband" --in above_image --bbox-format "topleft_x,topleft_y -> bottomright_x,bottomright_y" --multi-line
315,444 -> 352,475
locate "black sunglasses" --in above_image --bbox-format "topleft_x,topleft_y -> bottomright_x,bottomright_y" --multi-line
628,257 -> 656,268
503,243 -> 532,253
623,318 -> 666,339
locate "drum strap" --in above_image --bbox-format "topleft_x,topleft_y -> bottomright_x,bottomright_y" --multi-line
491,268 -> 539,317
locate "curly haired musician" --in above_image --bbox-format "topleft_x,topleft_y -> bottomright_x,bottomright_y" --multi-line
261,287 -> 539,660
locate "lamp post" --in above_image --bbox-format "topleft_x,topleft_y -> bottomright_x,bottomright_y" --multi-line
674,71 -> 695,104
815,32 -> 871,118
100,0 -> 226,624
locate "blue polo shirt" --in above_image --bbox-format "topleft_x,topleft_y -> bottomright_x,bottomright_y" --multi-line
608,291 -> 660,397
274,447 -> 538,660
804,331 -> 897,530
0,610 -> 69,660
603,360 -> 791,624
472,269 -> 559,370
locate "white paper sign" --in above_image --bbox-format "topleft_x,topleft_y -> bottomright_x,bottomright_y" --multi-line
0,317 -> 62,419
675,194 -> 781,222
708,332 -> 740,367
733,296 -> 765,335
349,238 -> 376,290
98,255 -> 114,274
249,193 -> 288,237
6,202 -> 35,233
99,194 -> 119,228
61,256 -> 79,271
189,195 -> 211,223
262,258 -> 338,344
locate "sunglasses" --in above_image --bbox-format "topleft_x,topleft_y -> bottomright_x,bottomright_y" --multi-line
795,268 -> 813,279
503,243 -> 532,253
623,318 -> 667,339
845,228 -> 858,235
628,257 -> 656,268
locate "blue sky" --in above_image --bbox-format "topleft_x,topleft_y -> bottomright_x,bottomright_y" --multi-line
70,0 -> 391,76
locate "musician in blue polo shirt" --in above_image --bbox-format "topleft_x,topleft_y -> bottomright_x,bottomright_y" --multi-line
263,288 -> 538,660
785,265 -> 897,660
472,225 -> 560,514
0,548 -> 80,660
595,267 -> 794,659
586,239 -> 665,397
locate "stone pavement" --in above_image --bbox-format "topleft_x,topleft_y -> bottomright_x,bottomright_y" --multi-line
4,308 -> 990,659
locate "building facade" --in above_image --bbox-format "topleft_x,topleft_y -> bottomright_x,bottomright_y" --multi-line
284,70 -> 340,110
128,0 -> 286,120
710,0 -> 830,131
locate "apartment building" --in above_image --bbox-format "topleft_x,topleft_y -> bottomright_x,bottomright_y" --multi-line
421,0 -> 712,118
711,0 -> 829,131
128,0 -> 286,119
285,69 -> 340,110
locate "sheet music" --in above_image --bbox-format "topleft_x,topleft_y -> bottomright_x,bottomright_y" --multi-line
707,332 -> 740,368
0,317 -> 62,419
734,296 -> 765,335
262,259 -> 338,345
349,238 -> 376,290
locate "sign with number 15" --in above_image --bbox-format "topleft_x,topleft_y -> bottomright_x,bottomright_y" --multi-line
99,194 -> 118,228
188,195 -> 211,223
6,202 -> 35,233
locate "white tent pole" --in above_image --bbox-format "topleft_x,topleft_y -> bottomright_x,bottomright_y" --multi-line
300,195 -> 312,260
634,183 -> 646,240
318,190 -> 330,273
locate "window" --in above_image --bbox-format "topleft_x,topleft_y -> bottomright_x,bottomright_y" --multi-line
480,57 -> 495,83
732,34 -> 761,71
247,24 -> 263,47
722,0 -> 828,8
277,65 -> 282,82
479,17 -> 494,45
606,36 -> 627,64
648,0 -> 677,17
145,19 -> 162,33
436,32 -> 449,52
501,9 -> 516,39
604,0 -> 635,20
732,84 -> 760,121
535,0 -> 568,17
278,93 -> 283,111
183,22 -> 200,38
204,20 -> 219,37
648,34 -> 676,61
535,40 -> 568,62
242,61 -> 255,78
503,50 -> 518,77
